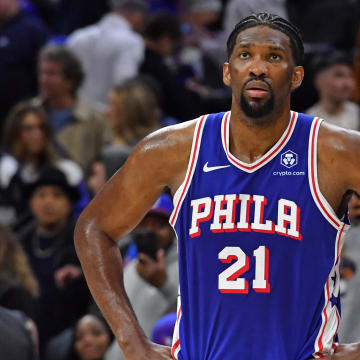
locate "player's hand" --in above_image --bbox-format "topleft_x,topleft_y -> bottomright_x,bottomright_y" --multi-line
321,343 -> 360,359
126,341 -> 171,360
136,249 -> 167,288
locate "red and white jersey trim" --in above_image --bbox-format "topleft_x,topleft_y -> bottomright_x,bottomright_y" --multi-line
312,223 -> 349,358
171,291 -> 182,359
170,115 -> 207,226
308,118 -> 344,230
221,111 -> 298,173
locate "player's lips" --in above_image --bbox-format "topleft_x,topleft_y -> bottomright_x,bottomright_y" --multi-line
244,80 -> 270,98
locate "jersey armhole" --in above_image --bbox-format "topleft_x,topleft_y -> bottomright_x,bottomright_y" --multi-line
169,115 -> 207,226
308,117 -> 347,230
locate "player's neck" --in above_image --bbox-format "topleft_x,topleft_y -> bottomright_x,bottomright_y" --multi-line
228,104 -> 291,164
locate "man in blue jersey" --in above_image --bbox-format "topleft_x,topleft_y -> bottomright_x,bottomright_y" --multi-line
74,13 -> 360,359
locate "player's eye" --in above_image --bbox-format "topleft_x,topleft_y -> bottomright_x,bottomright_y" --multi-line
270,54 -> 281,60
239,52 -> 250,59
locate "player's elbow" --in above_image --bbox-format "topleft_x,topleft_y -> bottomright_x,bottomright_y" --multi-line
74,210 -> 92,257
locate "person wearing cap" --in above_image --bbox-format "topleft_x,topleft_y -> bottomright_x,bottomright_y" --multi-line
16,167 -> 91,353
105,193 -> 178,360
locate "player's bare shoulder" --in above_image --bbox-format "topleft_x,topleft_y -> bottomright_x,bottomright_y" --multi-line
128,118 -> 198,193
318,121 -> 360,193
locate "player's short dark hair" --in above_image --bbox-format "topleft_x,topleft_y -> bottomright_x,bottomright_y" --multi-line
226,12 -> 304,66
311,50 -> 353,76
39,44 -> 84,95
144,12 -> 182,41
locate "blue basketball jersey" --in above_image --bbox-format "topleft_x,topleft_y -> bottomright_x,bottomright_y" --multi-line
169,111 -> 350,360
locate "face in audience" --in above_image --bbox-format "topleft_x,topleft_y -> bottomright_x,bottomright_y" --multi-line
19,111 -> 47,156
30,185 -> 72,230
73,315 -> 111,360
315,64 -> 355,103
38,60 -> 73,100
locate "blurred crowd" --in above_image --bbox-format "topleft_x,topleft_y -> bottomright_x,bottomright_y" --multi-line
1,0 -> 360,359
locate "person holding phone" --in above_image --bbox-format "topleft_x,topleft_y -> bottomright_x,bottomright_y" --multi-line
105,193 -> 178,360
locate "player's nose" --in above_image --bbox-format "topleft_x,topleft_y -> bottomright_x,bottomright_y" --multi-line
249,56 -> 268,78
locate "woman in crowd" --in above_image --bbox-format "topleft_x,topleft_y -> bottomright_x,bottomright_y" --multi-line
0,224 -> 39,320
66,314 -> 112,360
2,99 -> 89,224
101,77 -> 161,180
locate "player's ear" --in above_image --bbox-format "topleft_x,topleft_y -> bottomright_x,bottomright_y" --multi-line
223,62 -> 231,86
291,65 -> 304,90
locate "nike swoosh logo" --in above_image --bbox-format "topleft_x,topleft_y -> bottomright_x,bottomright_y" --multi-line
203,162 -> 231,172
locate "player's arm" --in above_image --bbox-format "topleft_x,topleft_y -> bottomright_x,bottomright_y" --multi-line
74,121 -> 195,360
318,123 -> 360,214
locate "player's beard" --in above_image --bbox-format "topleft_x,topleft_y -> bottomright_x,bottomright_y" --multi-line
240,90 -> 275,118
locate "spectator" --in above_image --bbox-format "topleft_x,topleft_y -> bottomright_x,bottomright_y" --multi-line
140,12 -> 206,122
0,224 -> 38,320
67,0 -> 147,104
102,77 -> 161,179
105,193 -> 178,360
0,0 -> 49,136
306,51 -> 359,130
16,167 -> 91,350
338,193 -> 360,342
0,306 -> 38,360
37,44 -> 107,170
66,315 -> 112,360
45,314 -> 112,360
2,100 -> 87,225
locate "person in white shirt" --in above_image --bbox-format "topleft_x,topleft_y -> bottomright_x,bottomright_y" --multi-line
67,0 -> 147,105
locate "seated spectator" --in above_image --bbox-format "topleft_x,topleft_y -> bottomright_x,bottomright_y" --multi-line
105,193 -> 178,360
338,193 -> 360,342
66,315 -> 112,360
67,0 -> 147,104
2,100 -> 88,224
37,44 -> 107,170
0,224 -> 38,320
0,0 -> 49,137
140,12 -> 204,122
16,167 -> 91,351
46,314 -> 112,360
0,306 -> 38,360
103,77 -> 161,178
306,51 -> 359,130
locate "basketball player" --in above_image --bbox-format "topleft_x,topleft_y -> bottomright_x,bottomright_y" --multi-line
74,13 -> 360,359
